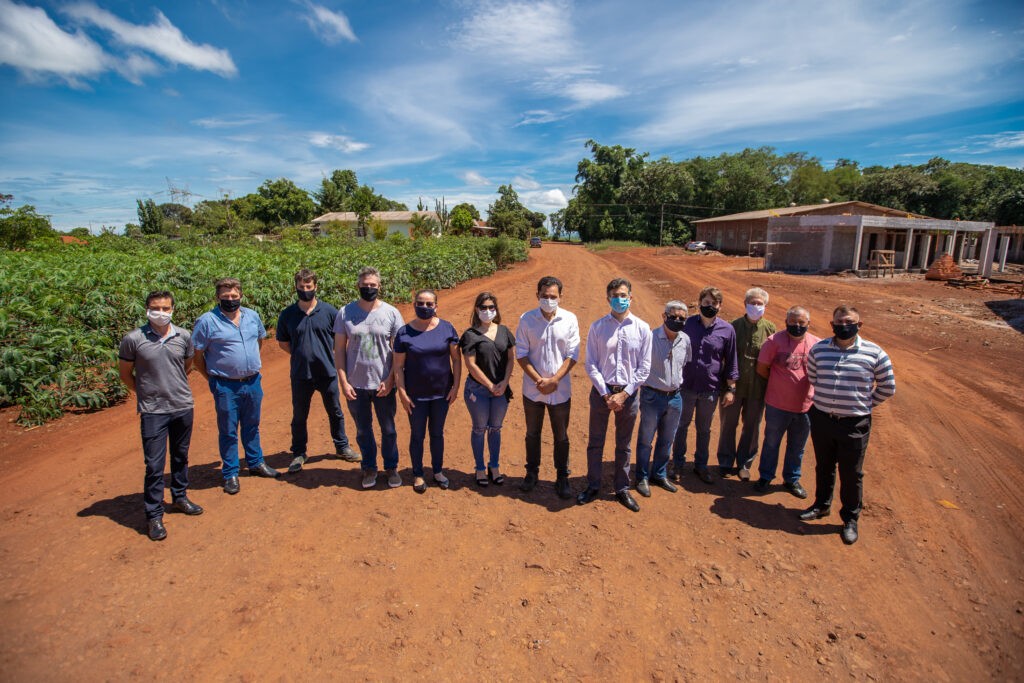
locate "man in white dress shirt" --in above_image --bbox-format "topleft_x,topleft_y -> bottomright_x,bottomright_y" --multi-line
515,276 -> 580,499
578,278 -> 652,512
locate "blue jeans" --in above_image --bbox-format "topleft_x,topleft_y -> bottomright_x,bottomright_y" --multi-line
634,387 -> 682,482
672,389 -> 718,472
209,375 -> 265,480
758,404 -> 810,483
348,388 -> 399,472
464,379 -> 509,471
408,397 -> 450,477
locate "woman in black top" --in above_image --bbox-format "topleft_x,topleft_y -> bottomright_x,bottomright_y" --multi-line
459,291 -> 516,486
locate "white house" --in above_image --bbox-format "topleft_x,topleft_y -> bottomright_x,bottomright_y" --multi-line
311,211 -> 441,239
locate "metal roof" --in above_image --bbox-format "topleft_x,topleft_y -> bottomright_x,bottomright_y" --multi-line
694,201 -> 927,223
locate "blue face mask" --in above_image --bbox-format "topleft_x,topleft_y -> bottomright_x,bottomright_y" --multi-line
610,296 -> 630,314
414,305 -> 435,320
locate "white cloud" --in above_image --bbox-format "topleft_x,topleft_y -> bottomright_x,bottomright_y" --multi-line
192,115 -> 279,129
298,1 -> 357,44
462,171 -> 491,185
513,175 -> 541,190
0,0 -> 107,84
952,131 -> 1024,155
563,80 -> 624,106
309,132 -> 370,153
65,3 -> 237,77
515,109 -> 566,126
521,187 -> 567,211
460,1 -> 573,64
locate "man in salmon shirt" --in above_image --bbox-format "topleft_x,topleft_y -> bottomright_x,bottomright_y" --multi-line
751,305 -> 821,498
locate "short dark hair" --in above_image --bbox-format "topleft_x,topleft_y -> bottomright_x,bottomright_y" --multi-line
698,286 -> 723,306
414,289 -> 437,303
146,290 -> 174,307
832,304 -> 860,320
537,276 -> 563,294
215,277 -> 241,295
606,278 -> 631,296
470,291 -> 501,327
294,268 -> 317,286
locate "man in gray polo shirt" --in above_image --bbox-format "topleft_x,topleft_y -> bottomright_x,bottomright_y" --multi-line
118,290 -> 203,542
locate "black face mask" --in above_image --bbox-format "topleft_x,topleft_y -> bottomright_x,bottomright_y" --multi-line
786,324 -> 808,338
296,289 -> 316,302
664,317 -> 686,332
832,322 -> 859,340
359,286 -> 379,302
219,298 -> 241,313
700,304 -> 718,319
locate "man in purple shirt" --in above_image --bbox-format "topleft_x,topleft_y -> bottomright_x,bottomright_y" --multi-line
671,286 -> 739,484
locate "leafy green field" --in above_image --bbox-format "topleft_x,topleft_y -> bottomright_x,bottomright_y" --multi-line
0,235 -> 526,425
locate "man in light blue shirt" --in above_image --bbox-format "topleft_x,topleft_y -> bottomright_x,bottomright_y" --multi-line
634,300 -> 692,498
193,277 -> 281,495
578,278 -> 652,512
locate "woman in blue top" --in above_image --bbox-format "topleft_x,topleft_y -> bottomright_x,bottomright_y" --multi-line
459,291 -> 516,487
394,289 -> 462,493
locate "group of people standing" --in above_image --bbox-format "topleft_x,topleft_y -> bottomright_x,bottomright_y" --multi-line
118,269 -> 895,547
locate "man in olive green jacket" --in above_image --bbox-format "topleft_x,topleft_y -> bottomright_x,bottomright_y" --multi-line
717,287 -> 776,479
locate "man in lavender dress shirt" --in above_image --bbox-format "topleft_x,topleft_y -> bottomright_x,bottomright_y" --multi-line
577,278 -> 652,512
671,286 -> 739,484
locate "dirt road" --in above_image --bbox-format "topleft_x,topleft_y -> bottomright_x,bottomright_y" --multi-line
1,243 -> 1022,681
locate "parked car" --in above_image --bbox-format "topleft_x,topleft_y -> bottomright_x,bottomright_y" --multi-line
686,241 -> 707,251
530,236 -> 542,248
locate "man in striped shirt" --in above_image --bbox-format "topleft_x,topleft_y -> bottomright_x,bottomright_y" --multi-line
801,305 -> 896,545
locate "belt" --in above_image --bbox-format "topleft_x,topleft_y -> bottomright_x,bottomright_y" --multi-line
605,384 -> 626,394
217,373 -> 259,382
813,405 -> 865,421
643,385 -> 679,397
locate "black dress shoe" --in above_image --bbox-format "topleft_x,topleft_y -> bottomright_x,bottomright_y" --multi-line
519,472 -> 538,493
249,462 -> 280,478
650,476 -> 678,493
799,505 -> 830,520
555,476 -> 573,499
753,478 -> 770,493
172,497 -> 204,515
784,481 -> 808,499
223,476 -> 240,495
148,518 -> 167,541
576,487 -> 600,505
695,468 -> 714,484
841,520 -> 859,545
636,478 -> 651,498
616,490 -> 640,512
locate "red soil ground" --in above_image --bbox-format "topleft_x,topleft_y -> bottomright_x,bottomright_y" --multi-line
1,243 -> 1021,681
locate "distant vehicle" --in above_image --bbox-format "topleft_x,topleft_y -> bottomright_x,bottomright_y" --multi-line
686,241 -> 707,251
530,236 -> 542,248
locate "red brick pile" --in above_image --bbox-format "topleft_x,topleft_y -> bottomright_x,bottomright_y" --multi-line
925,254 -> 963,281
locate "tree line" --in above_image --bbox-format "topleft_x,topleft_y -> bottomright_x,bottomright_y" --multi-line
551,141 -> 1024,244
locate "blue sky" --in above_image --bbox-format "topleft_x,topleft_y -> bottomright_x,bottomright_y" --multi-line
1,0 -> 1022,230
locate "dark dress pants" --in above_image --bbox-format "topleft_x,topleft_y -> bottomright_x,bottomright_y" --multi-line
290,374 -> 350,455
523,396 -> 571,477
140,408 -> 194,520
808,406 -> 871,522
586,388 -> 639,493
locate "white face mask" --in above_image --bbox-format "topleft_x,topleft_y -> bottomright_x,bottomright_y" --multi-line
539,298 -> 559,313
745,303 -> 765,321
148,309 -> 172,326
478,308 -> 497,323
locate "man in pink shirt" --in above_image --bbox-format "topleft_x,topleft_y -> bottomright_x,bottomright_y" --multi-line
752,306 -> 821,497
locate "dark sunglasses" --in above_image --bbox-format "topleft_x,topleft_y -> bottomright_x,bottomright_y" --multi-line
478,305 -> 497,311
666,315 -> 686,322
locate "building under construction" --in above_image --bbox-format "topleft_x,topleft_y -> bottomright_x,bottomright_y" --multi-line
693,201 -> 1015,276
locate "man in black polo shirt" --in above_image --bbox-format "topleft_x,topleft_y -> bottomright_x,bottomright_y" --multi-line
277,269 -> 359,473
118,290 -> 203,541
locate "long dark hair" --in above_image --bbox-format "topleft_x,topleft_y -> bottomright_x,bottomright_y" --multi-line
470,291 -> 501,328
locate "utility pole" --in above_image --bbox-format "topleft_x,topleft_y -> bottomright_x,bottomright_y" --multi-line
659,204 -> 665,247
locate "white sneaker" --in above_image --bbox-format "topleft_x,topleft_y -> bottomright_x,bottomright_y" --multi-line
738,467 -> 751,481
362,470 -> 378,489
387,469 -> 402,488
